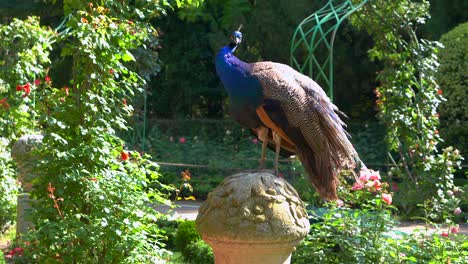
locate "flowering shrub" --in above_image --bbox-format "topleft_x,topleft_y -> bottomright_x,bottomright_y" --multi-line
293,169 -> 396,263
293,169 -> 466,264
0,0 -> 197,262
350,0 -> 463,221
0,138 -> 17,233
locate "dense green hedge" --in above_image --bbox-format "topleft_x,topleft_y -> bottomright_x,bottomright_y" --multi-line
438,22 -> 468,156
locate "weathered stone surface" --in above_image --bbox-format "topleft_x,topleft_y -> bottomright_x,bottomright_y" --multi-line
11,134 -> 43,236
11,134 -> 43,192
196,172 -> 310,264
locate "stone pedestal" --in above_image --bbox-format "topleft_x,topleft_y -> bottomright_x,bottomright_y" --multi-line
11,134 -> 43,236
196,172 -> 310,264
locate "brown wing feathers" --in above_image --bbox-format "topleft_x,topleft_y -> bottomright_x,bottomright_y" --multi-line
251,62 -> 357,200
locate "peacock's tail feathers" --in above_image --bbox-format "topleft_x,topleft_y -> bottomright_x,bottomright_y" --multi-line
251,62 -> 358,199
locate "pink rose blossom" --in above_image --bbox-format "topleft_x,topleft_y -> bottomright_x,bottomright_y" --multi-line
382,193 -> 392,205
352,182 -> 364,191
336,199 -> 344,207
369,174 -> 380,181
179,137 -> 186,144
358,174 -> 369,182
374,180 -> 382,191
358,168 -> 380,182
454,207 -> 462,215
441,232 -> 449,237
450,225 -> 459,234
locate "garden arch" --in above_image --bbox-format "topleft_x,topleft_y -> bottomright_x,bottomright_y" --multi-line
290,0 -> 370,102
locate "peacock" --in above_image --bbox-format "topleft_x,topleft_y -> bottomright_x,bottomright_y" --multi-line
215,29 -> 361,200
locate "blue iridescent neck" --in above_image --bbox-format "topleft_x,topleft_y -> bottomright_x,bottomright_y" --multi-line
215,43 -> 262,107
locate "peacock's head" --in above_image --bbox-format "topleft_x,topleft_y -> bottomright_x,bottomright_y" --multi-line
230,30 -> 243,45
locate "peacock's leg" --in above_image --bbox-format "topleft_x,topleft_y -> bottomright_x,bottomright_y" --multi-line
273,131 -> 281,174
257,126 -> 269,169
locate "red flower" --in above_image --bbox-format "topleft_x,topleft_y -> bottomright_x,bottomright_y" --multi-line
382,193 -> 392,205
121,151 -> 129,161
6,247 -> 24,258
109,69 -> 115,74
16,84 -> 23,91
45,76 -> 51,82
128,20 -> 133,25
64,86 -> 69,96
22,83 -> 31,97
179,137 -> 186,144
0,98 -> 10,109
391,182 -> 399,192
90,178 -> 98,182
441,232 -> 449,237
34,79 -> 41,86
252,138 -> 259,144
437,89 -> 443,95
450,225 -> 459,234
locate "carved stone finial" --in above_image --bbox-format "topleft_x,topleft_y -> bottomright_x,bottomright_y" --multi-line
196,172 -> 310,264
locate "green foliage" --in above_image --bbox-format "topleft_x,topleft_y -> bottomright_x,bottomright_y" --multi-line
156,217 -> 182,251
184,240 -> 214,264
437,22 -> 468,156
150,0 -> 377,119
0,16 -> 55,139
0,138 -> 18,233
174,220 -> 214,264
350,0 -> 463,222
423,0 -> 468,39
0,0 -> 204,261
175,221 -> 201,255
292,169 -> 466,264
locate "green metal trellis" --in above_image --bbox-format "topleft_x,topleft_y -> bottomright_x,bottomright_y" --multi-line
290,0 -> 370,102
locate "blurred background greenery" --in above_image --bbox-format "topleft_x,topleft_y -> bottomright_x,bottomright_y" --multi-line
1,0 -> 466,218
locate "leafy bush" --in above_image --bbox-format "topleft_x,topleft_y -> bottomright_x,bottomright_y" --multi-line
184,240 -> 214,264
438,22 -> 468,156
350,0 -> 464,223
156,217 -> 182,251
0,138 -> 17,233
0,1 -> 201,261
292,169 -> 466,264
175,221 -> 201,256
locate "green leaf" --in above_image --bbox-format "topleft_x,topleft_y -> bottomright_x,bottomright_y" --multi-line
122,50 -> 135,62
